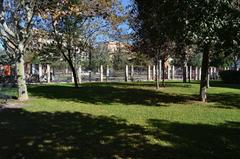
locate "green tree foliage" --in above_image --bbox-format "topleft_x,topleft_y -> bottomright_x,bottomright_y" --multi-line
89,44 -> 111,72
132,0 -> 192,87
0,0 -> 49,101
112,45 -> 129,70
37,0 -> 126,88
133,0 -> 240,101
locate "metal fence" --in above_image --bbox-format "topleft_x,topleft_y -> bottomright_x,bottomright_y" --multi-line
0,64 -> 222,84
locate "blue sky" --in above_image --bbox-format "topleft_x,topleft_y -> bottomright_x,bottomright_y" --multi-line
121,0 -> 132,8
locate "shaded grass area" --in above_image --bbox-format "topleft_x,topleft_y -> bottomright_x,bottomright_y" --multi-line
0,86 -> 17,105
27,81 -> 240,109
0,109 -> 239,159
0,81 -> 240,158
0,86 -> 17,97
28,83 -> 197,106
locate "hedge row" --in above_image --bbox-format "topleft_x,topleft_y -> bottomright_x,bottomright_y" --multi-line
219,70 -> 240,84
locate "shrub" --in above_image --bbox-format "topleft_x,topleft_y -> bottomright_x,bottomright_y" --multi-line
219,70 -> 240,84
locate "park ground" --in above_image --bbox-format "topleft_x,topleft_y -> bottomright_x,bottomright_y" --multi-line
0,81 -> 240,159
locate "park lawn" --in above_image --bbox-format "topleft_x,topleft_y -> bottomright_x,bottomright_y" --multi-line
0,81 -> 240,159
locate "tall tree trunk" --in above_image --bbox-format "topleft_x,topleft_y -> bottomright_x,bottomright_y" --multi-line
67,59 -> 78,88
62,48 -> 79,88
181,52 -> 187,83
207,73 -> 210,88
88,49 -> 92,82
200,44 -> 210,102
16,56 -> 28,101
182,61 -> 187,83
182,64 -> 187,83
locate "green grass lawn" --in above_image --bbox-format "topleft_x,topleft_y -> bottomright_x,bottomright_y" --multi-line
0,81 -> 240,159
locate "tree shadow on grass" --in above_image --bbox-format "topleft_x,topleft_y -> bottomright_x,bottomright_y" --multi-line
0,109 -> 157,159
28,84 -> 196,106
147,119 -> 240,159
0,109 -> 239,159
106,81 -> 199,88
208,93 -> 240,109
210,81 -> 240,90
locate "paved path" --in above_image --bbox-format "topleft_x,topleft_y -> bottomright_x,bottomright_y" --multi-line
0,102 -> 25,110
0,92 -> 25,110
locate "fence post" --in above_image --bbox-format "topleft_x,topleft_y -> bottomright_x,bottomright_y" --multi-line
78,65 -> 82,84
185,65 -> 189,80
147,65 -> 151,81
47,64 -> 51,83
159,60 -> 162,81
210,67 -> 214,79
214,67 -> 217,79
130,65 -> 134,81
71,72 -> 74,83
39,64 -> 42,82
167,65 -> 171,80
199,67 -> 202,80
189,66 -> 192,80
31,64 -> 36,74
125,65 -> 129,82
100,65 -> 103,82
65,67 -> 69,74
152,65 -> 156,81
106,65 -> 110,82
172,65 -> 175,80
195,67 -> 198,80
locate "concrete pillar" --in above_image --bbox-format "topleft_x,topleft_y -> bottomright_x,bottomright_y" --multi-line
39,64 -> 42,82
156,64 -> 159,81
199,67 -> 202,80
210,67 -> 213,79
214,67 -> 217,78
71,72 -> 74,83
167,65 -> 171,80
159,60 -> 162,80
65,68 -> 69,74
100,65 -> 103,82
130,65 -> 134,81
186,65 -> 188,80
125,65 -> 129,82
78,65 -> 82,84
106,65 -> 110,82
172,65 -> 175,80
31,64 -> 36,74
51,67 -> 54,81
195,67 -> 198,80
189,66 -> 192,80
47,64 -> 51,83
147,65 -> 151,81
152,65 -> 156,81
216,67 -> 218,79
